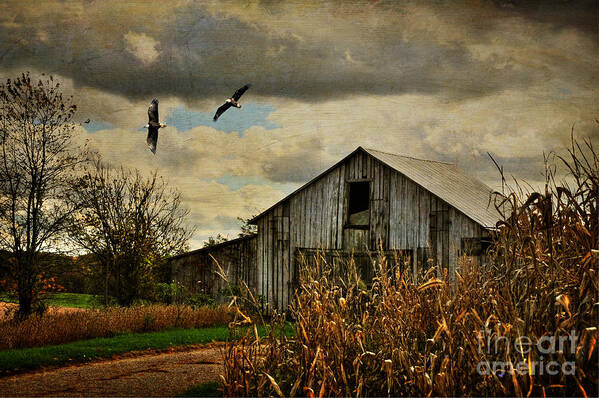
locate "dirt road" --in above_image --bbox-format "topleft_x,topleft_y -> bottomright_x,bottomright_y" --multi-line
0,345 -> 223,397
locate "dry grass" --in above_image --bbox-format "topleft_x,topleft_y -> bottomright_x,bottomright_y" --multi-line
0,304 -> 234,350
222,137 -> 598,397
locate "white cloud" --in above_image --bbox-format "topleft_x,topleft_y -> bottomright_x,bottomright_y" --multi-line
124,31 -> 160,65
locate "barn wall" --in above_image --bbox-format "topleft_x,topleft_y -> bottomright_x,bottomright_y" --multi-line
388,169 -> 485,277
255,150 -> 489,311
170,236 -> 257,298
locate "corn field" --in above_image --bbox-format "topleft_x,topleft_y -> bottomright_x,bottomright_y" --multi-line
221,137 -> 598,397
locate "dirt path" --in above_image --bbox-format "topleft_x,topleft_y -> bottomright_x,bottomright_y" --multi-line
0,345 -> 224,397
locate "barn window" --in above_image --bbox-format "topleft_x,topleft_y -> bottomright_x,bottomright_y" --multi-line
347,181 -> 370,226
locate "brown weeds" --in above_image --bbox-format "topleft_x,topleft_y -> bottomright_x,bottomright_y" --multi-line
0,304 -> 234,349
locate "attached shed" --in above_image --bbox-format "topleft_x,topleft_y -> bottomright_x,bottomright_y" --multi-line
250,146 -> 500,311
168,235 -> 257,297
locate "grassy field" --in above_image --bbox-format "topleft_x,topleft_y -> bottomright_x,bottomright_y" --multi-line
40,292 -> 103,308
0,323 -> 294,374
0,292 -> 102,309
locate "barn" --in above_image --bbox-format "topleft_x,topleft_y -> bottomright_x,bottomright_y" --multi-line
169,146 -> 501,311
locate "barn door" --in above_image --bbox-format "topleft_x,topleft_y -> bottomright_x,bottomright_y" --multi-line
429,208 -> 449,271
343,229 -> 369,251
270,213 -> 290,312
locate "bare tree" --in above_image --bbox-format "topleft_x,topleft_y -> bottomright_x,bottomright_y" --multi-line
69,159 -> 193,306
237,216 -> 257,237
0,72 -> 87,316
203,233 -> 229,247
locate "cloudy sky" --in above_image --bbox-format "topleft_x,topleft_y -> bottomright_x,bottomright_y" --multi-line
1,0 -> 597,247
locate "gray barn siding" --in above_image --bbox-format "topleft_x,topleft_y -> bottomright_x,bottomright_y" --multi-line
388,170 -> 486,277
254,150 -> 488,311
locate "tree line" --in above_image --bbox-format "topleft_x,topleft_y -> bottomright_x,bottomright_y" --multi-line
0,72 -> 193,317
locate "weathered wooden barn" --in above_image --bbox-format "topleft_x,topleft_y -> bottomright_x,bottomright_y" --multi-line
169,146 -> 500,311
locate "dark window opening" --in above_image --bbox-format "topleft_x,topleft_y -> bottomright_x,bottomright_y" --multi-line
347,181 -> 370,226
461,237 -> 493,256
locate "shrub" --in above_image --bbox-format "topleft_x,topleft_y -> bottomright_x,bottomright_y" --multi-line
186,293 -> 216,308
152,281 -> 188,304
219,283 -> 242,299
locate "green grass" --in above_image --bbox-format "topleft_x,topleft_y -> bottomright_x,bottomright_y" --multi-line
0,327 -> 229,374
177,382 -> 221,397
0,323 -> 295,374
0,292 -> 18,304
41,292 -> 103,309
0,292 -> 102,309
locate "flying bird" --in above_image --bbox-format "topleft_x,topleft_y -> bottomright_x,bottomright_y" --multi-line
84,119 -> 90,124
145,98 -> 167,154
213,84 -> 251,121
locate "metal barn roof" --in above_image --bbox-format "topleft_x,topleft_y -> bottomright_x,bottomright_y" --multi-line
251,147 -> 501,228
363,148 -> 500,228
166,234 -> 256,261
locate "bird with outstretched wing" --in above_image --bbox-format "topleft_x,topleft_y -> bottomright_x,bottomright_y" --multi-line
213,84 -> 251,121
145,98 -> 166,154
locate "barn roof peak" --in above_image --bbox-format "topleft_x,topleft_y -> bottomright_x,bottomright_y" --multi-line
361,147 -> 454,166
250,146 -> 501,228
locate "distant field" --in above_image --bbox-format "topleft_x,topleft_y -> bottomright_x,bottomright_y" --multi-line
0,292 -> 102,309
0,324 -> 294,374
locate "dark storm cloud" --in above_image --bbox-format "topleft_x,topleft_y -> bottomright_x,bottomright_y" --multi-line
491,0 -> 598,34
1,0 -> 583,103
